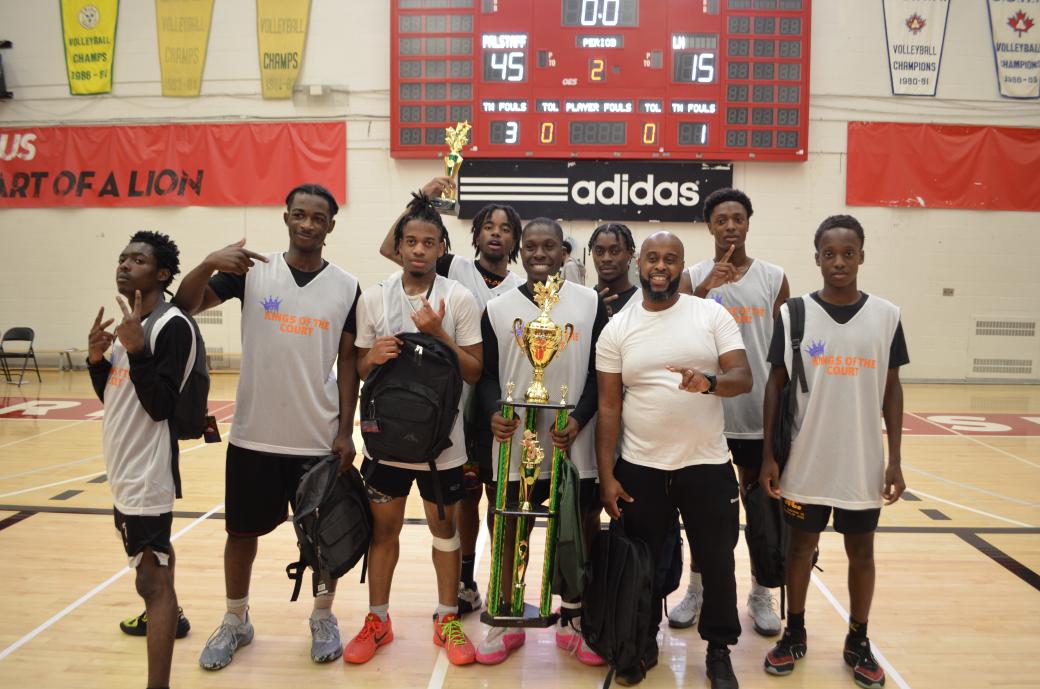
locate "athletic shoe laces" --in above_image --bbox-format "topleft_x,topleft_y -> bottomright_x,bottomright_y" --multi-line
205,622 -> 239,650
439,617 -> 467,647
355,613 -> 381,641
312,616 -> 338,643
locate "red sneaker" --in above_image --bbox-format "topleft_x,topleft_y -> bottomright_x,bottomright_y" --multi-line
343,613 -> 393,664
434,613 -> 476,666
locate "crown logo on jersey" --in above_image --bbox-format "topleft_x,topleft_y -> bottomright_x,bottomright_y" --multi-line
261,296 -> 282,312
805,340 -> 826,358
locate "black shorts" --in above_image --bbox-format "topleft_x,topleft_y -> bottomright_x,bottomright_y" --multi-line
727,438 -> 763,472
113,508 -> 172,566
362,458 -> 466,506
782,499 -> 881,535
497,477 -> 601,516
225,443 -> 319,537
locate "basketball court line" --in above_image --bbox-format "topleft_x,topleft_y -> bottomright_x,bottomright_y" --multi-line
903,463 -> 1039,508
0,439 -> 214,499
0,451 -> 104,481
0,501 -> 224,663
905,412 -> 1040,470
0,419 -> 90,450
425,522 -> 489,689
907,488 -> 1034,528
810,572 -> 911,689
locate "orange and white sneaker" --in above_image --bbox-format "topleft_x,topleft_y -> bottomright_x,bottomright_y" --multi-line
343,613 -> 393,664
434,613 -> 476,666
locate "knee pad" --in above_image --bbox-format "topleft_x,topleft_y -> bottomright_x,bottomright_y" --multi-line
431,532 -> 461,552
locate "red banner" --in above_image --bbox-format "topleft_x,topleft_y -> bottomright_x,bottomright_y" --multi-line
0,121 -> 346,207
846,121 -> 1040,212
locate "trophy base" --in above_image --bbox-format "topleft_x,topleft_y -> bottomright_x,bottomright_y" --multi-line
494,503 -> 554,519
481,603 -> 559,629
497,399 -> 575,411
430,196 -> 459,216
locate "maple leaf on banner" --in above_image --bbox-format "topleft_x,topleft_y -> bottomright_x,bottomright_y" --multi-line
905,13 -> 926,34
1008,10 -> 1035,37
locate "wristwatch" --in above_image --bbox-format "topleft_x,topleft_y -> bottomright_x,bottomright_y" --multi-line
701,373 -> 717,394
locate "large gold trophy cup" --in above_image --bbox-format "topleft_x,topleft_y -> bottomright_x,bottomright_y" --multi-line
431,121 -> 471,216
484,273 -> 575,628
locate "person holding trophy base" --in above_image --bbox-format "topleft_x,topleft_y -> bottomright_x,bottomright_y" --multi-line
475,218 -> 609,666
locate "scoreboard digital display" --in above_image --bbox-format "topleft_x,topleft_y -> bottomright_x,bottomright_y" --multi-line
391,0 -> 811,161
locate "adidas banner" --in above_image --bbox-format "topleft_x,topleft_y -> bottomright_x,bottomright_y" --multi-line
457,159 -> 733,222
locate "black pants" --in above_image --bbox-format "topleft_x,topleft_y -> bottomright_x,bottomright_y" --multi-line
614,458 -> 742,647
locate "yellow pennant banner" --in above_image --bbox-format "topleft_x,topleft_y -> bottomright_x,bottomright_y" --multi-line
256,0 -> 311,99
155,0 -> 214,97
60,0 -> 119,95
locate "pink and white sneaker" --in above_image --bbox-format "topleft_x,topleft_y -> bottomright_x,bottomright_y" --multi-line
475,625 -> 526,665
556,619 -> 605,666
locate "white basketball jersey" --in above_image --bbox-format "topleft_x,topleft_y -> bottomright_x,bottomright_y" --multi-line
687,258 -> 784,438
486,282 -> 599,479
779,294 -> 901,509
232,253 -> 358,456
447,256 -> 524,310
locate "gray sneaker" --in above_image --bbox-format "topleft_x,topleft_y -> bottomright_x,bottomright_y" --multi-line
747,584 -> 781,636
199,612 -> 254,671
309,613 -> 343,663
668,578 -> 703,629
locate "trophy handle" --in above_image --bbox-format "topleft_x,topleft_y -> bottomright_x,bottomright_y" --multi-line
512,318 -> 526,351
559,323 -> 575,351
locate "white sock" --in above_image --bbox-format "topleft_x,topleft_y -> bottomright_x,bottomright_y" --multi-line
435,604 -> 458,621
226,596 -> 248,622
311,591 -> 335,619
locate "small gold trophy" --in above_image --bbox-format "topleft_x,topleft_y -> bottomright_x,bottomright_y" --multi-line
432,120 -> 471,216
517,429 -> 545,512
512,273 -> 574,404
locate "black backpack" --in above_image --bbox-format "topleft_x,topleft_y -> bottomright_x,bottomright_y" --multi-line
285,456 -> 373,601
773,297 -> 809,467
360,331 -> 463,518
143,300 -> 210,440
744,482 -> 788,592
582,520 -> 655,689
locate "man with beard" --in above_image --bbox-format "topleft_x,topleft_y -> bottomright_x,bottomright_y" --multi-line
474,217 -> 608,667
595,231 -> 751,688
379,178 -> 524,615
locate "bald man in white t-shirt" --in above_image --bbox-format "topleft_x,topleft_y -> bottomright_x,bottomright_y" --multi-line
596,231 -> 752,689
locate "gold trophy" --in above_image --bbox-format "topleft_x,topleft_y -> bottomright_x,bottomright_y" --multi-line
484,272 -> 576,628
431,120 -> 471,216
512,273 -> 574,404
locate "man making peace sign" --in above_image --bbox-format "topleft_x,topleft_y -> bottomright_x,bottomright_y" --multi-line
88,231 -> 194,689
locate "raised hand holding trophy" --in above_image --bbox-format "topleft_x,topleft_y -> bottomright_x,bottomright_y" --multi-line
431,120 -> 471,216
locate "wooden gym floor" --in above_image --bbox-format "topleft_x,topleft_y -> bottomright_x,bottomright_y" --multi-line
0,372 -> 1037,689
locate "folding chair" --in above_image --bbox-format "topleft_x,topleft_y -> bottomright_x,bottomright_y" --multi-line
1,327 -> 42,385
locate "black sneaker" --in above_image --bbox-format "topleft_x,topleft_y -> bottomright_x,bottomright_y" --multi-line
119,607 -> 191,639
706,645 -> 739,689
764,627 -> 807,676
843,635 -> 886,689
456,581 -> 483,615
613,664 -> 646,687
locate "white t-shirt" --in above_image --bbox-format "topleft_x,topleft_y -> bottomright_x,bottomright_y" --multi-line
356,271 -> 482,470
596,294 -> 745,470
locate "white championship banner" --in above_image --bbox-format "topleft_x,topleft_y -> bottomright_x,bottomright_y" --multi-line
987,0 -> 1040,98
882,0 -> 950,96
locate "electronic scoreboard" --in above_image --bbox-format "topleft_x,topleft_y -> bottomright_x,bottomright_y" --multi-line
391,0 -> 811,161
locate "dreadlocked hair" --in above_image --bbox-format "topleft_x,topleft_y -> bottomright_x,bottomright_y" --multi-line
129,230 -> 180,293
393,191 -> 452,253
588,222 -> 635,254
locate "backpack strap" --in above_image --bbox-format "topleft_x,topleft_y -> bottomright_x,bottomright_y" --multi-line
286,560 -> 306,602
787,297 -> 809,394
